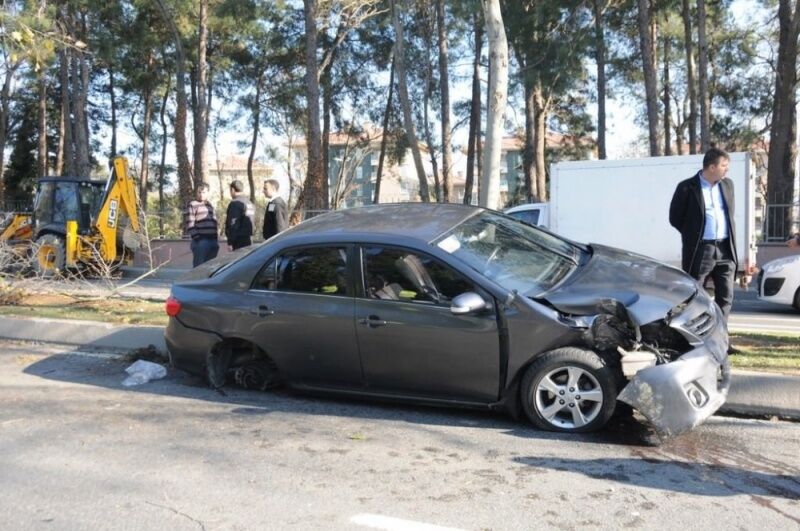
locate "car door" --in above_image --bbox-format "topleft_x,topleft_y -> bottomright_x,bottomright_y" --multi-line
243,245 -> 362,387
355,245 -> 500,403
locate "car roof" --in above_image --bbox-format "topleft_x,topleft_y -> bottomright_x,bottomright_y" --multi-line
288,203 -> 484,242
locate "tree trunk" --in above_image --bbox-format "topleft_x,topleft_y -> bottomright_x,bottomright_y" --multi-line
71,48 -> 89,177
322,64 -> 332,207
480,0 -> 508,210
766,0 -> 800,240
206,62 -> 213,132
533,82 -> 548,203
37,72 -> 47,178
72,12 -> 91,178
663,29 -> 672,156
697,0 -> 710,151
0,61 -> 17,199
523,82 -> 536,202
392,0 -> 430,202
436,0 -> 452,202
247,74 -> 263,203
464,10 -> 482,206
637,0 -> 661,156
373,54 -> 395,204
56,101 -> 65,176
422,99 -> 441,202
422,20 -> 441,203
195,0 -> 209,190
58,47 -> 73,176
300,0 -> 327,215
155,0 -> 193,208
140,87 -> 153,211
593,0 -> 607,160
158,76 -> 171,237
681,0 -> 697,153
109,64 -> 117,158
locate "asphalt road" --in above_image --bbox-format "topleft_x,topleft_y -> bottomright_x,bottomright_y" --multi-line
1,340 -> 798,531
729,288 -> 800,334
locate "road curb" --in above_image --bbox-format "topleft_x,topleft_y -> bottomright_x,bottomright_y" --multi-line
722,371 -> 800,420
0,316 -> 166,353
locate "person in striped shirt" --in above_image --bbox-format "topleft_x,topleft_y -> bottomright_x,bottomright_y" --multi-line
184,183 -> 219,267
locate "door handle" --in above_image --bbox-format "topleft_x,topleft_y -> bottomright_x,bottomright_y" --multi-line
250,305 -> 275,317
359,315 -> 388,327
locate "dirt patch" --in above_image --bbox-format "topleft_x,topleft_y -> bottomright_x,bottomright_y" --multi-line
0,291 -> 167,326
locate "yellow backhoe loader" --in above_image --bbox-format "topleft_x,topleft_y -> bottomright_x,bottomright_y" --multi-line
0,157 -> 145,276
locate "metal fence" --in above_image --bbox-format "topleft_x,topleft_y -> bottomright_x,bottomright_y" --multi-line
1,200 -> 33,214
763,203 -> 800,243
142,206 -> 333,239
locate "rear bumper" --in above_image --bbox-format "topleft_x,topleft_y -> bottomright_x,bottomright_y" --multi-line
164,317 -> 220,377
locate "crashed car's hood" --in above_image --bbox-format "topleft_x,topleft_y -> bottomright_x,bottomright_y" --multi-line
541,244 -> 697,325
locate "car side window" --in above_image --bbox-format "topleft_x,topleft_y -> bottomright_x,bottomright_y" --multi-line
253,247 -> 348,295
362,246 -> 475,305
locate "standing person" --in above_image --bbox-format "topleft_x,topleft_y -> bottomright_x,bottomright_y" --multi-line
262,178 -> 288,240
224,180 -> 255,250
183,183 -> 219,267
669,148 -> 738,321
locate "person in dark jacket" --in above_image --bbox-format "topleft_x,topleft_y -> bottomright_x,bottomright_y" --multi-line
669,148 -> 737,320
183,183 -> 219,267
262,178 -> 288,240
224,180 -> 255,250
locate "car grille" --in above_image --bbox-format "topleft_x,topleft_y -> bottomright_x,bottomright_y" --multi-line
764,278 -> 785,296
684,311 -> 715,338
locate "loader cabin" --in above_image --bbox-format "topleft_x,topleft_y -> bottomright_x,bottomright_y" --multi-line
33,178 -> 106,237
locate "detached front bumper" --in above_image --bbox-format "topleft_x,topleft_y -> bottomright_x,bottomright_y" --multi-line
618,348 -> 730,437
618,291 -> 730,437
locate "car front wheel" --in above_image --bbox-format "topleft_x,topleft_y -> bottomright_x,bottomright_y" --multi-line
520,347 -> 617,433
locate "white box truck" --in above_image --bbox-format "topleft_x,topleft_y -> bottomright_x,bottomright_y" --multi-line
505,153 -> 758,275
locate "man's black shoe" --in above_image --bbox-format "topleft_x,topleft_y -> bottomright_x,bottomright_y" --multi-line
727,345 -> 742,355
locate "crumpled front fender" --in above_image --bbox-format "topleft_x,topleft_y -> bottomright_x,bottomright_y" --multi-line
617,348 -> 731,438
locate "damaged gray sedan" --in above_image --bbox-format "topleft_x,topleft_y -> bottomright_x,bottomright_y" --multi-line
165,204 -> 730,437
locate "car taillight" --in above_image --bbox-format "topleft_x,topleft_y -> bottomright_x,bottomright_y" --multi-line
165,296 -> 182,317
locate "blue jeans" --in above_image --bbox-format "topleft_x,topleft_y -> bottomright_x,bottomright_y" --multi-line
191,237 -> 219,267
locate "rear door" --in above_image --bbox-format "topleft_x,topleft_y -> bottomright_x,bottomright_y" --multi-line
244,245 -> 362,387
355,245 -> 500,402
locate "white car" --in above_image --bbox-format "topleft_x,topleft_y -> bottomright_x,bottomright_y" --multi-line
757,254 -> 800,310
504,203 -> 549,228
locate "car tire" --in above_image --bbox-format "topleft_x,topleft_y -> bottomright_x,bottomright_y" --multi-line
793,287 -> 800,312
33,234 -> 66,277
520,347 -> 617,433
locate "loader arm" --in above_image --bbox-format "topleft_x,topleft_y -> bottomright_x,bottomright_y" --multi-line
91,157 -> 140,262
0,213 -> 33,243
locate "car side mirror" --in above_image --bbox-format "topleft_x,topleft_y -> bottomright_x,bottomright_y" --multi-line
451,292 -> 489,315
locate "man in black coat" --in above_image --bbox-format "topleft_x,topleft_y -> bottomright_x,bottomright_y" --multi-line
669,148 -> 737,320
224,180 -> 255,250
262,178 -> 288,240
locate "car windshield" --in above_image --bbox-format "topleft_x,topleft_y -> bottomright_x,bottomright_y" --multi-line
435,211 -> 584,295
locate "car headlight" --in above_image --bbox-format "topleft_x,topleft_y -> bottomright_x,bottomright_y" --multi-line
762,254 -> 800,274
